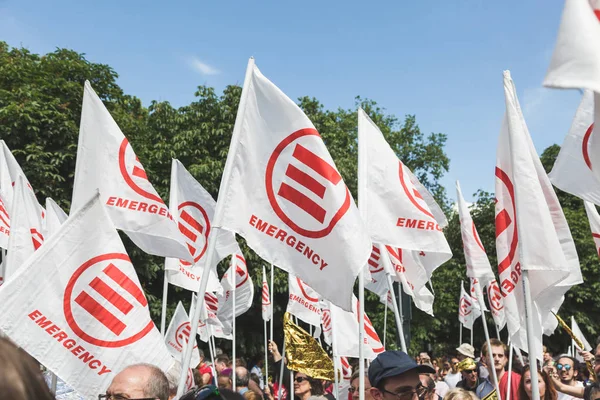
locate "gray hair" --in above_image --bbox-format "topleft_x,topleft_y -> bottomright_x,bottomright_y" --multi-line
235,367 -> 250,387
165,361 -> 182,396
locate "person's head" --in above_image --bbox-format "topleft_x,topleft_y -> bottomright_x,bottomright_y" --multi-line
244,390 -> 259,400
419,352 -> 431,365
368,350 -> 435,400
456,358 -> 478,387
481,339 -> 508,373
350,371 -> 373,400
518,365 -> 557,400
418,374 -> 436,400
443,388 -> 479,400
165,361 -> 182,399
450,357 -> 460,374
294,373 -> 324,398
198,349 -> 205,364
218,372 -> 233,390
236,358 -> 247,368
216,355 -> 230,373
543,348 -> 553,364
0,337 -> 54,400
594,343 -> 600,378
235,367 -> 249,390
106,363 -> 170,400
556,356 -> 578,384
455,344 -> 475,361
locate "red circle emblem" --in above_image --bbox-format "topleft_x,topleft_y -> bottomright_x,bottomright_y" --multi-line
582,123 -> 595,171
487,281 -> 504,312
177,201 -> 210,265
494,167 -> 518,275
398,161 -> 434,219
175,322 -> 198,349
118,138 -> 162,203
265,128 -> 351,239
64,253 -> 154,348
459,296 -> 472,317
297,277 -> 319,303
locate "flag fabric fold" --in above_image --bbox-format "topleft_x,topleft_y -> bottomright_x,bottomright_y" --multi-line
262,265 -> 271,321
217,254 -> 254,334
287,274 -> 322,327
458,282 -> 481,330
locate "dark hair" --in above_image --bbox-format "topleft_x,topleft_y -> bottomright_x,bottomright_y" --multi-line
216,355 -> 231,365
297,374 -> 325,396
0,337 -> 54,400
517,365 -> 557,400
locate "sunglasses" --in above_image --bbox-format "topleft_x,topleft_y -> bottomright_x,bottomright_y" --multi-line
295,377 -> 309,383
557,364 -> 572,371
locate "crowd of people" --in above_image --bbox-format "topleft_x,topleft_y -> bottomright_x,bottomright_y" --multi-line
5,335 -> 600,400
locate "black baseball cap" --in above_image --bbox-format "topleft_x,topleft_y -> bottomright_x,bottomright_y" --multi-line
368,351 -> 435,388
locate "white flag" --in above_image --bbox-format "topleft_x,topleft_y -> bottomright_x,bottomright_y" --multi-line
44,198 -> 68,239
336,356 -> 353,399
571,316 -> 592,351
458,283 -> 481,330
71,81 -> 192,262
456,181 -> 495,288
357,109 -> 451,314
496,71 -> 582,354
544,0 -> 600,93
165,302 -> 201,368
329,296 -> 384,359
213,60 -> 370,311
287,274 -> 322,327
364,244 -> 394,309
486,279 -> 507,330
469,278 -> 488,312
4,176 -> 44,280
217,254 -> 254,333
262,265 -> 271,321
0,194 -> 173,399
549,91 -> 600,204
320,300 -> 333,346
0,140 -> 35,211
585,201 -> 600,256
165,160 -> 239,293
385,246 -> 435,316
0,193 -> 10,251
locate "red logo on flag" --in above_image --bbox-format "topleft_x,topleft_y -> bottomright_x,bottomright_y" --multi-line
233,255 -> 249,288
459,296 -> 472,317
495,167 -> 518,275
398,162 -> 434,219
175,321 -> 198,349
368,246 -> 383,273
487,280 -> 504,312
30,228 -> 43,250
266,128 -> 351,238
321,307 -> 332,335
297,277 -> 319,303
118,138 -> 162,203
64,253 -> 154,348
582,123 -> 595,171
0,197 -> 10,233
177,201 -> 210,265
262,281 -> 271,306
355,300 -> 384,354
205,292 -> 219,313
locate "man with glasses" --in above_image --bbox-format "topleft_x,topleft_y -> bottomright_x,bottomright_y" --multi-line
369,350 -> 435,400
455,358 -> 481,393
553,356 -> 582,400
101,363 -> 169,400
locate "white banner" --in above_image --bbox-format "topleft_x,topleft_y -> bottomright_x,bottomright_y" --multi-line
212,60 -> 371,311
217,254 -> 254,334
44,197 -> 68,239
0,194 -> 174,399
458,282 -> 481,330
165,302 -> 201,368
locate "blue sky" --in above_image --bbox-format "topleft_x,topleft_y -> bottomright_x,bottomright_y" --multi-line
0,0 -> 581,203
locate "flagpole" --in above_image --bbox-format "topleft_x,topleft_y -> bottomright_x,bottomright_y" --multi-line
521,271 -> 541,399
386,275 -> 407,352
475,283 -> 501,400
357,107 -> 368,400
459,323 -> 462,346
232,255 -> 237,392
277,341 -> 286,400
329,300 -> 341,400
495,324 -> 501,340
506,341 -> 514,400
333,356 -> 340,400
208,325 -> 218,384
160,270 -> 169,336
264,319 -> 269,388
270,264 -> 274,342
176,230 -> 220,397
470,326 -> 473,347
383,304 -> 387,349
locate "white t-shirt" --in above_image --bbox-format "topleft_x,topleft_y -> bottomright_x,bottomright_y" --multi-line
445,372 -> 461,389
557,381 -> 584,400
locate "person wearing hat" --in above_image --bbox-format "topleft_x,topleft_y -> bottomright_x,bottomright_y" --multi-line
455,358 -> 482,393
369,350 -> 435,400
456,344 -> 475,361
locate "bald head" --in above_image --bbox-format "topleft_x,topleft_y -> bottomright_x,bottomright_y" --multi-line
107,363 -> 169,400
235,366 -> 249,388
